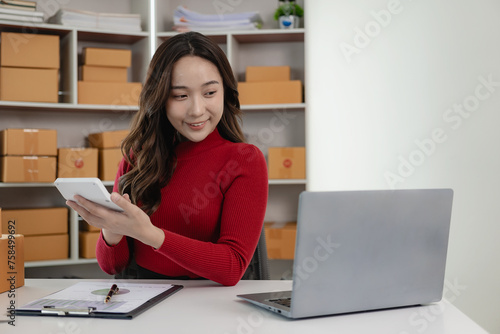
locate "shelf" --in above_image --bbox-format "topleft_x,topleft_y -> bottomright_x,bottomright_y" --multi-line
157,28 -> 304,44
241,103 -> 305,111
76,29 -> 148,44
232,29 -> 305,43
0,20 -> 148,42
0,181 -> 115,188
269,179 -> 306,185
0,101 -> 302,113
157,31 -> 228,44
0,20 -> 72,35
25,258 -> 97,268
0,180 -> 300,187
0,104 -> 303,119
0,101 -> 139,113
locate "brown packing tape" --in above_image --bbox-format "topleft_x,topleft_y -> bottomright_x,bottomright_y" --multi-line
23,156 -> 39,182
24,129 -> 39,155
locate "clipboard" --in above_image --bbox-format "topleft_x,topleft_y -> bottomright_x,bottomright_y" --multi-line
14,282 -> 183,320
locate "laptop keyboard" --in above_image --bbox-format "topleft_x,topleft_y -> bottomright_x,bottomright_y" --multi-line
268,297 -> 292,308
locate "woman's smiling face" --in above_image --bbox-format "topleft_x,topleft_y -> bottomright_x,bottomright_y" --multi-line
166,55 -> 224,142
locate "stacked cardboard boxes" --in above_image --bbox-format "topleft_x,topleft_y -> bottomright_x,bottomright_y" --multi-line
78,47 -> 142,105
88,130 -> 128,181
0,32 -> 59,103
1,208 -> 68,262
267,146 -> 306,179
79,220 -> 100,259
76,129 -> 128,258
237,66 -> 302,105
0,129 -> 58,182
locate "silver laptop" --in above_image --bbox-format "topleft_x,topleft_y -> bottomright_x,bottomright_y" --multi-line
237,189 -> 454,319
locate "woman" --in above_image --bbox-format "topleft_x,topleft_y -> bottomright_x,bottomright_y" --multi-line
67,32 -> 268,286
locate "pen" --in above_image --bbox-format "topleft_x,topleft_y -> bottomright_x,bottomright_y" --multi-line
104,284 -> 119,303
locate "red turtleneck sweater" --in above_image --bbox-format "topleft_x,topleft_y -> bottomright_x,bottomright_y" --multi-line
95,129 -> 268,286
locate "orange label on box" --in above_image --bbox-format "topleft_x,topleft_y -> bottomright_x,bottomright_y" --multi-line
74,158 -> 84,169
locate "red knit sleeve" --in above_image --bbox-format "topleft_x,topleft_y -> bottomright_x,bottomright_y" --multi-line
95,157 -> 131,275
154,145 -> 268,286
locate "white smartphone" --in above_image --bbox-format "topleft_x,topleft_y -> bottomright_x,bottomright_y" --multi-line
54,177 -> 124,212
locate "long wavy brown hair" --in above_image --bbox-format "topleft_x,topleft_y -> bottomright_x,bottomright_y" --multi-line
119,32 -> 245,215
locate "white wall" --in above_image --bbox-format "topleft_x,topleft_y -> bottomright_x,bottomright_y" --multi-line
305,1 -> 500,332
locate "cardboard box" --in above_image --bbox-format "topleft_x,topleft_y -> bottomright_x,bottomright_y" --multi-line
0,32 -> 59,69
83,47 -> 132,68
0,156 -> 57,182
79,231 -> 100,258
246,66 -> 290,82
81,65 -> 128,82
268,147 -> 306,179
79,220 -> 101,232
0,67 -> 58,103
264,222 -> 297,260
77,81 -> 141,105
98,148 -> 123,181
0,129 -> 57,156
88,130 -> 129,149
238,80 -> 302,105
24,234 -> 68,261
0,234 -> 25,294
1,208 -> 68,236
57,148 -> 98,178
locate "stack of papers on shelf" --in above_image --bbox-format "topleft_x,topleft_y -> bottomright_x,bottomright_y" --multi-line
48,8 -> 142,32
0,0 -> 44,23
172,6 -> 262,32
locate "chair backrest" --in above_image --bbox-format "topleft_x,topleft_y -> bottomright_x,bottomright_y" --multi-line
116,227 -> 270,280
114,237 -> 138,279
241,227 -> 270,280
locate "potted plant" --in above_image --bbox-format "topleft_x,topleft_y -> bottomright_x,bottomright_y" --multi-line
274,1 -> 304,29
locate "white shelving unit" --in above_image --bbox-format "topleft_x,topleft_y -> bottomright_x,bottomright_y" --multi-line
0,0 -> 305,270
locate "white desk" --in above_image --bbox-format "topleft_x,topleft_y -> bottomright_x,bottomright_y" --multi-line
0,279 -> 487,334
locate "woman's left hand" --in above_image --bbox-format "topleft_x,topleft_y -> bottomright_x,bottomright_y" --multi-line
66,192 -> 165,249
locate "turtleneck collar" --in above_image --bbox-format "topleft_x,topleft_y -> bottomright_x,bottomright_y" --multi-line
175,128 -> 226,160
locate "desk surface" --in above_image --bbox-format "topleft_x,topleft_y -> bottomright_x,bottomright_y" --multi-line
0,279 -> 487,334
